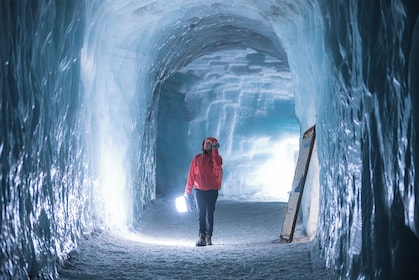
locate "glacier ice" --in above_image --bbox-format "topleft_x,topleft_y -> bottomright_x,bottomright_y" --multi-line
1,0 -> 419,279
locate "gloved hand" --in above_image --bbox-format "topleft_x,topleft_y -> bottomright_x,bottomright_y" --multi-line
212,142 -> 220,150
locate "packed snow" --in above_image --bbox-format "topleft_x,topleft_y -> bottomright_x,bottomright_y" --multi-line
58,198 -> 331,279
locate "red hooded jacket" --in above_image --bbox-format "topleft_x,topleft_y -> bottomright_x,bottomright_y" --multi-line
184,137 -> 223,195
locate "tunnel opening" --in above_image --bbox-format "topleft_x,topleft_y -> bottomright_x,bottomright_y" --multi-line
156,47 -> 300,203
148,10 -> 322,243
78,1 -> 322,242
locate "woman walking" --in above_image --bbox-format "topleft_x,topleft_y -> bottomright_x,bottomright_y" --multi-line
184,137 -> 223,246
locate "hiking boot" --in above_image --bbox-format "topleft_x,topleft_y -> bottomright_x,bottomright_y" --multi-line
206,234 -> 212,246
196,233 -> 206,247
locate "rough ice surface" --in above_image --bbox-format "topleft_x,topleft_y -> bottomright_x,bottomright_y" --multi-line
1,0 -> 418,279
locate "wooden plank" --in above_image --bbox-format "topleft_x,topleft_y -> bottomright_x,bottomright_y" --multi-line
280,125 -> 316,243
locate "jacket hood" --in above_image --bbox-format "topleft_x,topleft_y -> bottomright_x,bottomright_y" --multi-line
202,137 -> 218,150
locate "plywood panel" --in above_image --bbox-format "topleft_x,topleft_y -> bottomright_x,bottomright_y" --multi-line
279,125 -> 316,243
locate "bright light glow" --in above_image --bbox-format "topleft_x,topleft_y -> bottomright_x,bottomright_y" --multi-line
94,138 -> 131,230
175,196 -> 188,213
122,230 -> 195,247
250,135 -> 299,201
222,135 -> 299,201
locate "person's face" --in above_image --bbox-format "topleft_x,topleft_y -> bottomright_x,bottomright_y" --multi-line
204,140 -> 212,151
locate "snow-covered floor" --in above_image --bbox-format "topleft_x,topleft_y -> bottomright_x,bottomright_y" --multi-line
58,198 -> 331,279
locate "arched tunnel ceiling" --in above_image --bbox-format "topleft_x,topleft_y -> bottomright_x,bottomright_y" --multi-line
151,13 -> 288,83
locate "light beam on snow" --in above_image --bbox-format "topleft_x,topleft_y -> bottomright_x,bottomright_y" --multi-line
123,231 -> 196,247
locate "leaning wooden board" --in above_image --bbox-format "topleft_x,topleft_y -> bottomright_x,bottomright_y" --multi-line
280,125 -> 316,243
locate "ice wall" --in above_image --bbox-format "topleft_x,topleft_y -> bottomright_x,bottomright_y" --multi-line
0,1 -> 89,278
316,1 -> 419,278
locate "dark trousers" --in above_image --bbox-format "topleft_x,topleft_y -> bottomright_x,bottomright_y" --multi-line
194,189 -> 218,236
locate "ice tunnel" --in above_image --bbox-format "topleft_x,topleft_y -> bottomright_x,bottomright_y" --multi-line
1,0 -> 419,279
